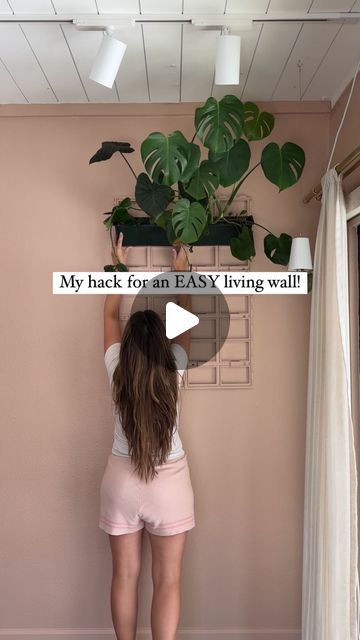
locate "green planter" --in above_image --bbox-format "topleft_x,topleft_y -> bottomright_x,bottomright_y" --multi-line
115,217 -> 249,247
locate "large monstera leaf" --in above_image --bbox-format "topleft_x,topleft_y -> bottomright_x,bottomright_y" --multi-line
141,131 -> 200,186
261,142 -> 305,191
243,102 -> 274,141
172,199 -> 207,244
210,138 -> 251,187
89,141 -> 134,164
264,232 -> 292,265
194,95 -> 244,155
184,160 -> 220,200
135,173 -> 174,218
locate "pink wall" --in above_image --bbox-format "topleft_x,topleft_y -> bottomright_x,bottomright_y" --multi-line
0,101 -> 330,639
330,73 -> 360,194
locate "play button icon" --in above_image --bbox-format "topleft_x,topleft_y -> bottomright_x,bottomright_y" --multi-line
165,302 -> 199,339
129,270 -> 230,371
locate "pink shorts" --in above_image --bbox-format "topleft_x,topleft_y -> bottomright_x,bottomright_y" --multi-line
99,451 -> 195,536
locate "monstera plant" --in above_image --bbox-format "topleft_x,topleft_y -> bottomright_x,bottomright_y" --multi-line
89,94 -> 306,270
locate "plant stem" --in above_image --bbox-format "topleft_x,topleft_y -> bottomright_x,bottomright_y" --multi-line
109,227 -> 116,256
222,162 -> 261,215
252,222 -> 273,234
213,195 -> 223,217
186,250 -> 192,271
190,130 -> 197,144
221,216 -> 273,235
120,152 -> 138,181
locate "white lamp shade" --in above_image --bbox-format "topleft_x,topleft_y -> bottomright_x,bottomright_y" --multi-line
215,34 -> 241,85
89,33 -> 127,88
288,237 -> 313,270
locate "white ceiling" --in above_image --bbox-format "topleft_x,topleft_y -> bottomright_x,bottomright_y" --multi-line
0,1 -> 359,105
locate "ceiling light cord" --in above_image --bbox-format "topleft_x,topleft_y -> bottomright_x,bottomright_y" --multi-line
327,54 -> 360,173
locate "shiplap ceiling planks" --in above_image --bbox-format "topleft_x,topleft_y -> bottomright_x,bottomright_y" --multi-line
271,22 -> 341,99
0,0 -> 359,104
241,22 -> 303,101
181,24 -> 217,102
310,0 -> 355,9
302,22 -> 360,99
267,1 -> 312,10
142,22 -> 182,102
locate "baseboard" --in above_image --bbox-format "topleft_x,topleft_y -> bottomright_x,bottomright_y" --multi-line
0,628 -> 301,640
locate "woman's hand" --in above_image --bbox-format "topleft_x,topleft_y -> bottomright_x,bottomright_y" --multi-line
171,244 -> 190,271
111,231 -> 132,266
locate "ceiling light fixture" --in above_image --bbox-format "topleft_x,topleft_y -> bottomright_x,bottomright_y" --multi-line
215,26 -> 241,85
89,26 -> 127,89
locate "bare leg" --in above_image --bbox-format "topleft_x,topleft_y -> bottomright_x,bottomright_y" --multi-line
148,531 -> 188,640
108,529 -> 144,640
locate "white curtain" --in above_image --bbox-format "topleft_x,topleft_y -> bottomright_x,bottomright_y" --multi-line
302,168 -> 360,640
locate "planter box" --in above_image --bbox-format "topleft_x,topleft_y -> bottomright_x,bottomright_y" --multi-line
115,217 -> 247,246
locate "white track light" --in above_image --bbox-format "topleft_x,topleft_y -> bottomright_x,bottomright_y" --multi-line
215,26 -> 241,85
89,26 -> 127,88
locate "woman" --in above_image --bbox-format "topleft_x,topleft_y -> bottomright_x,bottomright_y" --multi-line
99,232 -> 195,640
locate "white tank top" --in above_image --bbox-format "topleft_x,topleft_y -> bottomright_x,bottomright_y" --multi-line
104,341 -> 187,461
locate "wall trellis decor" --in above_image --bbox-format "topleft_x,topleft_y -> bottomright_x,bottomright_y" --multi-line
119,242 -> 253,390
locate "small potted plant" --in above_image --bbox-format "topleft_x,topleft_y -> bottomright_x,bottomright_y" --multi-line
89,94 -> 305,272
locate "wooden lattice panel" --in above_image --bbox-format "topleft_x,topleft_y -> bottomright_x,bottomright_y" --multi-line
119,244 -> 253,390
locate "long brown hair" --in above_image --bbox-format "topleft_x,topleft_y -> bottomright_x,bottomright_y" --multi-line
111,310 -> 179,483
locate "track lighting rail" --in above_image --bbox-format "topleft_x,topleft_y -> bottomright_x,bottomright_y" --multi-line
0,12 -> 358,31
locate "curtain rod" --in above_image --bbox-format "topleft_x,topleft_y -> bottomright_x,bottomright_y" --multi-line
303,145 -> 360,203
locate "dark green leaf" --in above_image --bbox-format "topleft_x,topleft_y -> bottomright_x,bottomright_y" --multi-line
154,210 -> 171,230
111,208 -> 136,226
117,197 -> 131,209
141,131 -> 199,186
103,198 -> 136,229
89,141 -> 134,164
166,218 -> 177,245
230,226 -> 256,261
264,233 -> 292,265
243,102 -> 274,141
210,138 -> 250,187
261,142 -> 305,191
172,199 -> 207,244
194,95 -> 244,155
104,263 -> 128,272
185,160 -> 220,199
178,181 -> 209,208
179,143 -> 202,184
135,173 -> 175,217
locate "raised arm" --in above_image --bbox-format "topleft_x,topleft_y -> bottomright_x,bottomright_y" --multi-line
103,232 -> 131,354
170,245 -> 192,358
